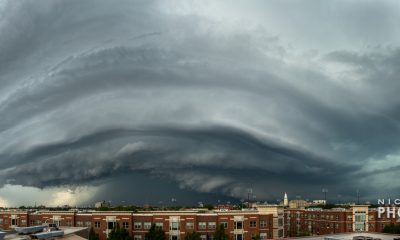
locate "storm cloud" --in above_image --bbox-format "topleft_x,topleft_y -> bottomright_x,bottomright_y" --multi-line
1,0 -> 400,206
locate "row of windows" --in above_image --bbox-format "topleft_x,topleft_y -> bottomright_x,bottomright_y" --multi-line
0,219 -> 20,225
131,220 -> 267,230
76,221 -> 92,227
132,233 -> 269,240
94,221 -> 130,229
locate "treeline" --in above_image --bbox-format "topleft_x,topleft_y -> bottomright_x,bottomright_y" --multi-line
383,223 -> 400,234
89,223 -> 259,240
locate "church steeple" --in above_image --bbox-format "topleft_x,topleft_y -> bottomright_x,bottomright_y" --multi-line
284,192 -> 288,206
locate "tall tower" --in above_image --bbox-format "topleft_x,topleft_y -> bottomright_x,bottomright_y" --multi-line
284,192 -> 288,206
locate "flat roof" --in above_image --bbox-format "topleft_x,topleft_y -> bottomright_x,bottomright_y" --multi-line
290,232 -> 400,240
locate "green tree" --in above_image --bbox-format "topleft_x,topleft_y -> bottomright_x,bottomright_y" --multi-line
89,227 -> 99,240
108,223 -> 132,240
145,224 -> 165,240
251,235 -> 260,240
383,223 -> 400,234
204,204 -> 214,210
213,224 -> 228,240
184,232 -> 201,240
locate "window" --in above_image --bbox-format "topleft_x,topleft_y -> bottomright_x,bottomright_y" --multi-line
220,222 -> 228,229
134,235 -> 142,240
11,219 -> 18,225
66,221 -> 72,227
4,219 -> 8,224
235,221 -> 243,230
85,221 -> 91,227
208,222 -> 216,230
186,222 -> 194,229
347,224 -> 352,229
260,220 -> 267,228
250,221 -> 257,228
278,229 -> 283,238
260,233 -> 267,240
355,213 -> 366,222
155,222 -> 163,229
134,222 -> 142,229
21,220 -> 27,225
95,222 -> 100,228
170,221 -> 179,231
235,234 -> 243,240
198,222 -> 206,230
107,221 -> 116,230
368,223 -> 373,228
200,235 -> 207,240
36,220 -> 42,225
278,218 -> 283,227
144,222 -> 152,230
0,219 -> 3,225
123,222 -> 129,229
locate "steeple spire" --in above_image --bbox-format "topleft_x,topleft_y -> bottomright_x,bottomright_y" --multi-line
284,192 -> 288,206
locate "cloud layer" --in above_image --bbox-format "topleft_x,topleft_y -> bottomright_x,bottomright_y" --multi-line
1,0 -> 400,206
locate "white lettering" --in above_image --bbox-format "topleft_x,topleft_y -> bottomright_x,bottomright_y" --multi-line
387,207 -> 396,218
378,207 -> 385,218
378,199 -> 385,205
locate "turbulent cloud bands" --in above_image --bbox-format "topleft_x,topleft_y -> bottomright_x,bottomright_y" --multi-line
1,0 -> 400,206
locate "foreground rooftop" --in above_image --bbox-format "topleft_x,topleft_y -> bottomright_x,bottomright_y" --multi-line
293,232 -> 400,240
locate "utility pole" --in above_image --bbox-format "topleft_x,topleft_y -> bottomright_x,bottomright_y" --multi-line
322,188 -> 328,205
247,188 -> 253,208
356,189 -> 360,205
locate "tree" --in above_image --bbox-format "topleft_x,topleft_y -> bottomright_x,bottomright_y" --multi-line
383,223 -> 400,234
213,224 -> 228,240
89,227 -> 99,240
185,232 -> 201,240
145,224 -> 165,240
251,235 -> 260,240
204,204 -> 214,210
108,223 -> 132,240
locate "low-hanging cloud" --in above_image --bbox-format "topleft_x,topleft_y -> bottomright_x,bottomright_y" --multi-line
1,0 -> 400,205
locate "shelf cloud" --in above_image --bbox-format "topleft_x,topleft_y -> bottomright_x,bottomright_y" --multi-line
1,0 -> 400,206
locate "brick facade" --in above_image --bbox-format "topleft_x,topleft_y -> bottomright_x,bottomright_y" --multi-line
0,206 -> 395,240
0,209 -> 275,240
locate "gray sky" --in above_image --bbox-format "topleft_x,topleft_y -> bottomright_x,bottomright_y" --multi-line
1,0 -> 400,207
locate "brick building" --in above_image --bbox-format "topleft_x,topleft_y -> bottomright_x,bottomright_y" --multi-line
0,205 -> 397,240
0,206 -> 279,240
284,205 -> 397,237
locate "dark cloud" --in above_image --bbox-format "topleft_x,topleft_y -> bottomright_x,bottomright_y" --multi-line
1,0 -> 400,205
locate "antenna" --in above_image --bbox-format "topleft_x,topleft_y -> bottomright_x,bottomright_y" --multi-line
322,188 -> 328,205
247,188 -> 253,208
356,189 -> 360,205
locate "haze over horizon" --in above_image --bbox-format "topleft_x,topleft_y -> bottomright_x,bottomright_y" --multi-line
1,0 -> 400,207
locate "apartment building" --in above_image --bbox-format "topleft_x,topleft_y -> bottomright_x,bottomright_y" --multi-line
0,205 -> 396,240
0,207 -> 277,240
284,205 -> 397,237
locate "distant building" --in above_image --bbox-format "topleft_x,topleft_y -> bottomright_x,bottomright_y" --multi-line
288,199 -> 309,209
94,201 -> 111,208
312,200 -> 327,205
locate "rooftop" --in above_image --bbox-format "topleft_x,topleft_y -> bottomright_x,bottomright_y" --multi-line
292,232 -> 400,240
